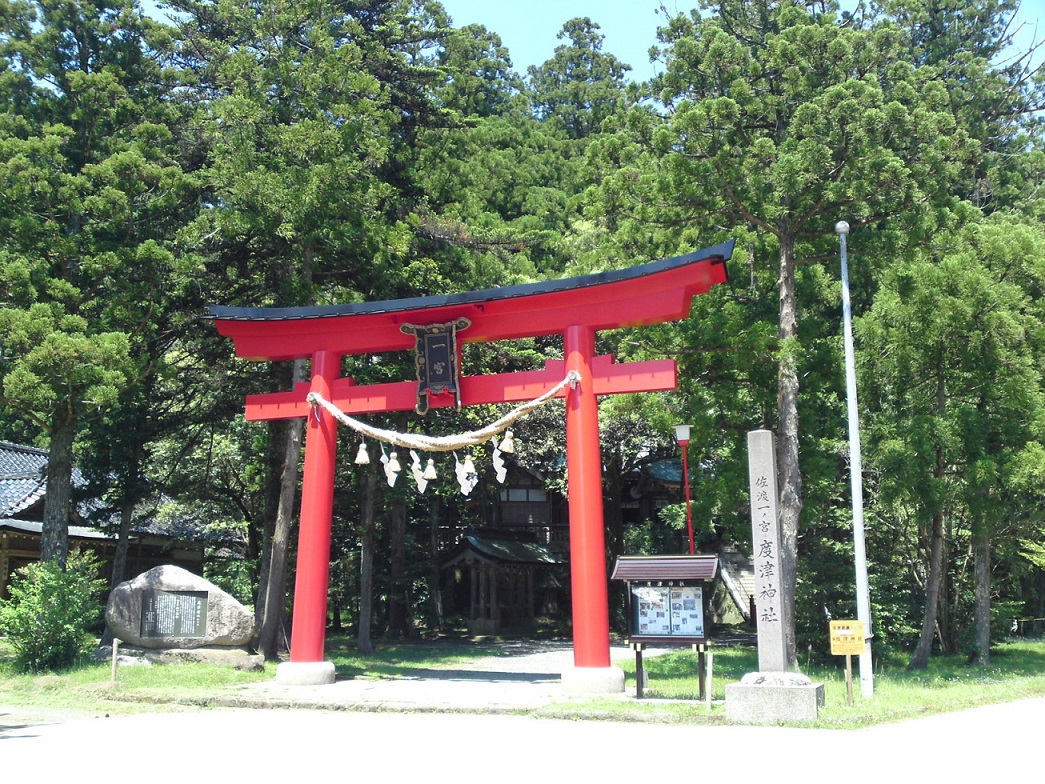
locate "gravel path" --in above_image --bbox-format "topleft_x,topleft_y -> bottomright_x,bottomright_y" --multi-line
463,639 -> 668,673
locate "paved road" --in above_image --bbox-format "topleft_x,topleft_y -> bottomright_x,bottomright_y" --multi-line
3,642 -> 1041,780
3,697 -> 1042,781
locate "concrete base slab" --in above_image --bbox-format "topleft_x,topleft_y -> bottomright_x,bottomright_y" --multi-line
726,671 -> 825,724
561,665 -> 625,695
276,661 -> 336,686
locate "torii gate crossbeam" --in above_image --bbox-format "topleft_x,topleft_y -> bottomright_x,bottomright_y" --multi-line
210,240 -> 732,688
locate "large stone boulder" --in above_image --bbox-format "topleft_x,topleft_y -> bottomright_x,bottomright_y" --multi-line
106,565 -> 254,650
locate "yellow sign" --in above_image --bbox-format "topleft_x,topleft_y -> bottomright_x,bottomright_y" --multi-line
830,620 -> 866,656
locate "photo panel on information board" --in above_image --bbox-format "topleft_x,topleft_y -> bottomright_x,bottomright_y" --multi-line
631,583 -> 704,639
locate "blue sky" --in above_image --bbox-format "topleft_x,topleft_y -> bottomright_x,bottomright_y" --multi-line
141,1 -> 1043,81
437,0 -> 671,82
438,0 -> 1044,82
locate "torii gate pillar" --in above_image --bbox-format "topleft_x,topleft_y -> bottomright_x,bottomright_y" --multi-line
562,325 -> 618,689
210,240 -> 733,690
279,350 -> 341,684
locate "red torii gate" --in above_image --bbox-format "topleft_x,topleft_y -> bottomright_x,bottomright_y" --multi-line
210,240 -> 733,688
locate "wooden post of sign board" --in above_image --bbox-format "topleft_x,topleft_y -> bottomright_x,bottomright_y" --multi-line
845,654 -> 854,706
697,643 -> 707,701
633,642 -> 646,699
706,649 -> 714,707
830,619 -> 864,706
111,638 -> 120,683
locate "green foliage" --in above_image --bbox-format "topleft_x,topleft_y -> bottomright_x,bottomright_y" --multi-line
0,0 -> 198,563
582,0 -> 1045,667
0,0 -> 1041,668
204,556 -> 255,608
0,550 -> 106,673
624,509 -> 687,556
527,17 -> 632,140
1022,538 -> 1045,571
860,214 -> 1045,659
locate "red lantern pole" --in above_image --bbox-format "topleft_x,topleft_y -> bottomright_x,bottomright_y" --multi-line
675,425 -> 694,555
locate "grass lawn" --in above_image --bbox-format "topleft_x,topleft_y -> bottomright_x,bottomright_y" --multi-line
580,637 -> 1045,727
2,634 -> 1043,728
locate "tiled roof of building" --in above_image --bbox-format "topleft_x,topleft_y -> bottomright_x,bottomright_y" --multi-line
0,441 -> 51,518
442,532 -> 567,568
0,440 -> 221,544
0,518 -> 113,540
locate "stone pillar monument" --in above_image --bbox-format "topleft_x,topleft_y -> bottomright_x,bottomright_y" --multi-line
726,430 -> 824,724
747,429 -> 788,672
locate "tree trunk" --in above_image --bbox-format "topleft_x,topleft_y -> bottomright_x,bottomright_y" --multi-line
603,455 -> 626,628
253,423 -> 282,627
970,522 -> 991,665
1036,570 -> 1044,637
110,497 -> 136,590
254,362 -> 296,623
41,409 -> 76,566
775,232 -> 801,669
386,496 -> 409,637
940,516 -> 955,653
909,373 -> 949,670
357,469 -> 378,655
109,426 -> 146,591
254,360 -> 307,660
908,506 -> 946,669
255,245 -> 315,656
99,494 -> 140,648
426,494 -> 443,631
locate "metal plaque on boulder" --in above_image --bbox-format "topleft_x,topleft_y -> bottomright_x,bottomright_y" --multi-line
140,589 -> 209,638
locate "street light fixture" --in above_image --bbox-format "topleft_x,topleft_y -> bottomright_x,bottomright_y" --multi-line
674,424 -> 695,555
836,220 -> 874,698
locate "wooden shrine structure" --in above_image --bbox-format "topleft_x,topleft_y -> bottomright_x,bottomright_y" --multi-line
210,240 -> 733,686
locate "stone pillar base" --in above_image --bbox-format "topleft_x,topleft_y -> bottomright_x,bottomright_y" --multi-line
275,661 -> 336,686
725,672 -> 825,724
561,665 -> 626,695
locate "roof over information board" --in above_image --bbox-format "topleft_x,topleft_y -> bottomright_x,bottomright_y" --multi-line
611,555 -> 719,582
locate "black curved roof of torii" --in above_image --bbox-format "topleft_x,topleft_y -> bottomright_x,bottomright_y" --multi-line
210,240 -> 734,361
208,240 -> 735,322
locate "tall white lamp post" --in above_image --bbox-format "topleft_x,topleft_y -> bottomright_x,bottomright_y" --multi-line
674,424 -> 695,555
836,220 -> 874,698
